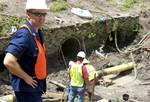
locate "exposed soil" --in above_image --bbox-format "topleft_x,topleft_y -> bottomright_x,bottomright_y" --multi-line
1,0 -> 150,102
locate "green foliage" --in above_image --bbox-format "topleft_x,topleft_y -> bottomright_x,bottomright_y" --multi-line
112,20 -> 118,32
50,0 -> 69,12
0,16 -> 26,37
107,20 -> 118,42
123,0 -> 136,9
115,97 -> 120,102
88,32 -> 96,39
133,24 -> 140,32
108,0 -> 118,5
108,34 -> 113,41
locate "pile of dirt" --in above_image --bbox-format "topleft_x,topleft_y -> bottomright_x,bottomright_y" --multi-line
44,0 -> 150,101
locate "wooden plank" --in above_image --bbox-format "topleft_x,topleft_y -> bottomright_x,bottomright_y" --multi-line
44,92 -> 64,98
49,80 -> 66,89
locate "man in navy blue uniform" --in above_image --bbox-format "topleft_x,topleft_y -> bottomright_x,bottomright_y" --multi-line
3,0 -> 49,102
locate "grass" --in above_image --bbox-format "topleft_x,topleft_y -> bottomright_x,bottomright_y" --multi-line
0,16 -> 26,37
122,0 -> 136,10
107,0 -> 137,11
50,0 -> 69,12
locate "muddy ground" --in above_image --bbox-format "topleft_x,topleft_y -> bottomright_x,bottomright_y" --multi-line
1,0 -> 150,102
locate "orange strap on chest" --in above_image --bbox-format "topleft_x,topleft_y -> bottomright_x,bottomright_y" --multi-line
21,24 -> 47,80
34,37 -> 47,80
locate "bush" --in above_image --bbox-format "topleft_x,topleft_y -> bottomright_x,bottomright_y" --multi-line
50,0 -> 69,12
123,0 -> 136,9
0,16 -> 26,37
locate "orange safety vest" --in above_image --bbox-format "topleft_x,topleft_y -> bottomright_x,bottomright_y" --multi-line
21,24 -> 47,80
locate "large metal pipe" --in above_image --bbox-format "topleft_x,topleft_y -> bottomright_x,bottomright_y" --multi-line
97,62 -> 136,76
0,94 -> 14,102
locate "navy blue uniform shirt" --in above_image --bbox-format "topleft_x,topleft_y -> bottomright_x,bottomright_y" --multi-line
5,21 -> 46,92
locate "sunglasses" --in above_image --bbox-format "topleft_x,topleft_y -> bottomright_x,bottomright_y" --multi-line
30,12 -> 47,17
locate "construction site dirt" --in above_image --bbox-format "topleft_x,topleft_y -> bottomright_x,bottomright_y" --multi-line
0,0 -> 150,102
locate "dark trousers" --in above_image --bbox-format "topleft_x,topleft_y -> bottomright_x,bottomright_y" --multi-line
15,91 -> 42,102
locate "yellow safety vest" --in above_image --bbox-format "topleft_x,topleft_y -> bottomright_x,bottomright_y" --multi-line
85,64 -> 98,81
70,63 -> 84,87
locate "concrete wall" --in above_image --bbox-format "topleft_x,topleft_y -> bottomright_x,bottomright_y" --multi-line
44,14 -> 139,56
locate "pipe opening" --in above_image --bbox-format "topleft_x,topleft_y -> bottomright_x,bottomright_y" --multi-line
59,37 -> 81,66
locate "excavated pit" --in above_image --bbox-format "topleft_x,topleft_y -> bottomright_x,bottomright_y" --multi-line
0,1 -> 144,101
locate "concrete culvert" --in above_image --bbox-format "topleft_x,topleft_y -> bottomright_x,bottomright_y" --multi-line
59,37 -> 81,66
